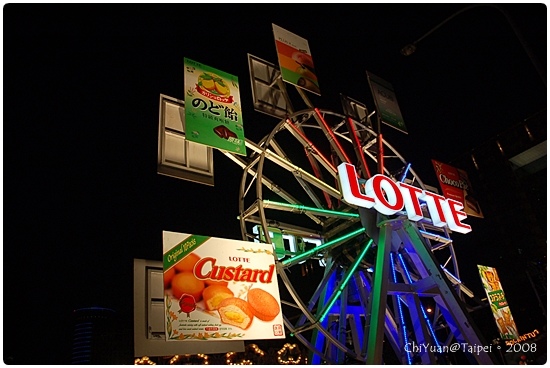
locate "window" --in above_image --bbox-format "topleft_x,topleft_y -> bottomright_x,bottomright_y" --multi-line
157,94 -> 214,186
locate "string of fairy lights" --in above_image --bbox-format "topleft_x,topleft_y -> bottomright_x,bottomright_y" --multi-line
134,343 -> 307,365
277,343 -> 305,365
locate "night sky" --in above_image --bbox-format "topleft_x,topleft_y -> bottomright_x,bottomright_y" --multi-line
3,3 -> 546,364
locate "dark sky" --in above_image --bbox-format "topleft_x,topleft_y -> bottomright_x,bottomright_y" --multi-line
3,3 -> 546,364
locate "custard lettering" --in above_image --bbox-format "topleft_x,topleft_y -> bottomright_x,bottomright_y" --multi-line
194,257 -> 275,283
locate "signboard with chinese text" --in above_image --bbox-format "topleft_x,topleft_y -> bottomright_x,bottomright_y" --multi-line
184,58 -> 246,155
273,24 -> 321,95
366,71 -> 407,134
163,231 -> 285,341
432,159 -> 484,218
478,265 -> 519,340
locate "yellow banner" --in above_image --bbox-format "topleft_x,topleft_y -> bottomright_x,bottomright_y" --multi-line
478,265 -> 519,339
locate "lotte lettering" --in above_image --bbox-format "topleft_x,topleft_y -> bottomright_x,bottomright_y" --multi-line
337,163 -> 472,234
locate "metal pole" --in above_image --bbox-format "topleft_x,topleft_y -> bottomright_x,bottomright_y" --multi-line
365,223 -> 392,364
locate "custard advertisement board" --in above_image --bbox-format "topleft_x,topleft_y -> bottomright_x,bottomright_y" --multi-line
163,231 -> 285,341
183,57 -> 246,156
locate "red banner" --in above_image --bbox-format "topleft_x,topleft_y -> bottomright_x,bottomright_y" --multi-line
431,160 -> 483,218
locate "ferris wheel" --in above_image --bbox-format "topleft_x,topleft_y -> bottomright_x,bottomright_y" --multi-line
220,58 -> 496,364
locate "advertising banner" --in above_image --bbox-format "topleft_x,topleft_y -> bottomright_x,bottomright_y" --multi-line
273,24 -> 321,95
184,57 -> 246,155
478,265 -> 519,340
366,71 -> 407,134
431,159 -> 484,218
163,231 -> 285,341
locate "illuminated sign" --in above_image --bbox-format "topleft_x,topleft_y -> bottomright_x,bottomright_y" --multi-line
505,329 -> 540,346
337,163 -> 472,234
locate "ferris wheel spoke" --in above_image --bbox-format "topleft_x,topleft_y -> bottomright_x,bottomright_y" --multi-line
284,118 -> 338,177
268,137 -> 330,209
311,108 -> 352,165
283,116 -> 338,209
281,325 -> 332,364
292,260 -> 341,329
245,139 -> 341,199
226,150 -> 312,209
345,116 -> 373,179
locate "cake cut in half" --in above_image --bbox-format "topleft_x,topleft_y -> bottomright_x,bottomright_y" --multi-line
218,297 -> 254,330
203,285 -> 234,311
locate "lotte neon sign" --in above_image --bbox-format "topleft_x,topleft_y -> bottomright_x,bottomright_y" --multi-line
337,163 -> 472,234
